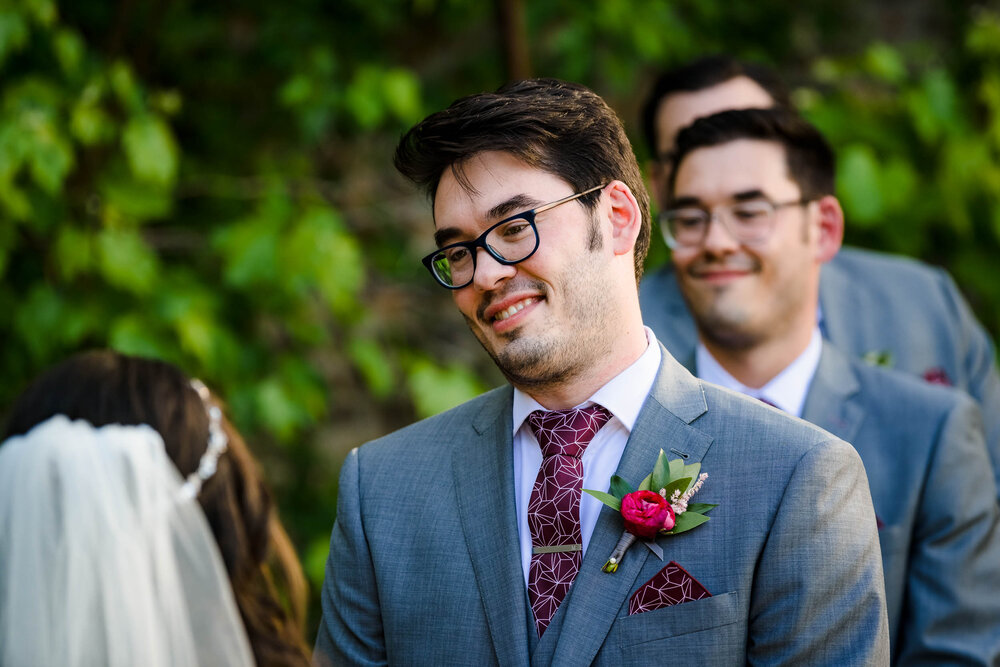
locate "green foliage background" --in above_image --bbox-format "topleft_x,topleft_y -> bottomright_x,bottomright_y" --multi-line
3,0 -> 999,638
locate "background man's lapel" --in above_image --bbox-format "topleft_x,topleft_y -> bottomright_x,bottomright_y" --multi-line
547,352 -> 715,666
452,387 -> 531,667
801,344 -> 864,445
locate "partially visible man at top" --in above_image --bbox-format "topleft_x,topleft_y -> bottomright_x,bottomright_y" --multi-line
637,55 -> 1000,498
313,78 -> 888,666
662,106 -> 1000,664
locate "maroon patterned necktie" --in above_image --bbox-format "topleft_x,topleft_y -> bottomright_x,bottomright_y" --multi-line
526,404 -> 612,636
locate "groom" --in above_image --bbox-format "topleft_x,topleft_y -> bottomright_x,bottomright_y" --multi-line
314,78 -> 889,665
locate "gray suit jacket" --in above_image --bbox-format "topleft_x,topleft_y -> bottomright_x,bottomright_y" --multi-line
802,344 -> 1000,665
639,246 -> 1000,500
314,350 -> 889,665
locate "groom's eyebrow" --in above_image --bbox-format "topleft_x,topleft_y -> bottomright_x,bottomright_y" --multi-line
432,193 -> 540,248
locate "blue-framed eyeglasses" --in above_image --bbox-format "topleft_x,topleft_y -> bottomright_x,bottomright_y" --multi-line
422,183 -> 606,289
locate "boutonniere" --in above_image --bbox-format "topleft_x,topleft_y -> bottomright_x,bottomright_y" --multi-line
861,349 -> 893,368
584,449 -> 716,573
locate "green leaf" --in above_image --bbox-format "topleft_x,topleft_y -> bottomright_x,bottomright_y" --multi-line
637,472 -> 652,492
837,144 -> 883,226
685,503 -> 718,514
665,511 -> 710,536
122,114 -> 178,186
109,314 -> 172,361
53,226 -> 93,280
97,228 -> 159,294
0,11 -> 30,67
54,28 -> 85,76
668,456 -> 685,481
348,336 -> 395,398
864,43 -> 906,84
255,377 -> 307,443
608,475 -> 635,499
583,489 -> 622,512
381,67 -> 422,123
661,477 -> 691,500
682,461 -> 702,490
651,450 -> 671,492
405,356 -> 487,419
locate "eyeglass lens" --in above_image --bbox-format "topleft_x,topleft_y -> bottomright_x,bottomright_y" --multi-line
430,216 -> 538,287
666,200 -> 776,246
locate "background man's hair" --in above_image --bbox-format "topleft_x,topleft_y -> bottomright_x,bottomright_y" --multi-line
394,77 -> 651,283
668,107 -> 836,202
640,54 -> 792,159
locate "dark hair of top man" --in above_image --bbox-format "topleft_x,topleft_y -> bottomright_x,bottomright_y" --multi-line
640,54 -> 792,160
667,107 -> 836,204
394,77 -> 652,284
2,350 -> 312,667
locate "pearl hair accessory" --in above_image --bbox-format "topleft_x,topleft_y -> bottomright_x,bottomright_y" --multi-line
179,379 -> 229,500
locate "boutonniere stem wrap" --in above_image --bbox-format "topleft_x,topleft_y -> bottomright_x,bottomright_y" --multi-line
585,450 -> 716,573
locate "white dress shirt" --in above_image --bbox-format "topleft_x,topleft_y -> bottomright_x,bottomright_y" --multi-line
696,327 -> 823,418
512,328 -> 662,586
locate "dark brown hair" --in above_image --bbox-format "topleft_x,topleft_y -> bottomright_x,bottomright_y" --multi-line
668,107 -> 836,203
2,350 -> 310,667
640,54 -> 792,159
394,77 -> 652,284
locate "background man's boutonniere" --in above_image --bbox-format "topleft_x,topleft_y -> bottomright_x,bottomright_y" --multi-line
584,449 -> 716,573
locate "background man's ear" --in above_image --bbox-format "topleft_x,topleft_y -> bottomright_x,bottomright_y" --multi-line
815,195 -> 845,263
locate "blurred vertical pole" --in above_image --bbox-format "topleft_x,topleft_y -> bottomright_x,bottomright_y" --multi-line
495,0 -> 532,81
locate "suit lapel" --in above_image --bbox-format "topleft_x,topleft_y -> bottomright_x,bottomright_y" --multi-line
547,351 -> 715,666
801,343 -> 864,446
452,387 -> 531,667
819,259 -> 860,351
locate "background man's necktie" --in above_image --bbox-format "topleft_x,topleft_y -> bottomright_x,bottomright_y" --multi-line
526,404 -> 612,636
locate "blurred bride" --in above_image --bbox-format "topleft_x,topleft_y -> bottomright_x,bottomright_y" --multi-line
0,350 -> 310,666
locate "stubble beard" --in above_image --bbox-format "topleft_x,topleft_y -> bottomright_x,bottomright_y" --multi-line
467,247 -> 614,395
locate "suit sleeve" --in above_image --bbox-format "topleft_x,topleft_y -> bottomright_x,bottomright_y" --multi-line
896,395 -> 1000,665
936,268 -> 1000,501
313,447 -> 387,667
748,439 -> 890,665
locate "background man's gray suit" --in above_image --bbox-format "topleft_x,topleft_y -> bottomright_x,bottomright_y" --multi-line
315,351 -> 889,665
800,343 -> 1000,664
640,246 -> 1000,499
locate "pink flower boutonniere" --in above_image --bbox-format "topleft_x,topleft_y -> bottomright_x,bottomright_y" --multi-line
584,449 -> 716,573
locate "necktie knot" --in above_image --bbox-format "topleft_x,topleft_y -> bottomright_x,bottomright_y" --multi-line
528,404 -> 612,459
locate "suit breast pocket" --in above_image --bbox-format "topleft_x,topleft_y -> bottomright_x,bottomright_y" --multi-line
616,591 -> 743,657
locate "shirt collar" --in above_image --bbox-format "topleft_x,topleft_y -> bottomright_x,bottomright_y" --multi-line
695,327 -> 822,418
512,327 -> 662,435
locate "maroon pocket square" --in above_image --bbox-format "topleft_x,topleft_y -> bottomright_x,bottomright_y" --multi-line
628,561 -> 712,615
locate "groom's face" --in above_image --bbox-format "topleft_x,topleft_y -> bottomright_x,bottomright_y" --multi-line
432,150 -> 618,390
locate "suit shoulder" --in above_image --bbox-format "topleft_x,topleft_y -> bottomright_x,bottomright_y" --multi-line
848,355 -> 977,424
850,355 -> 972,409
833,246 -> 949,288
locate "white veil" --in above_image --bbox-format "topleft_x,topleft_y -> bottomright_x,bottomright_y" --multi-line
0,415 -> 256,667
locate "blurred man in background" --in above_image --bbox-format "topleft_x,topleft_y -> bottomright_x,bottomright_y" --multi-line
662,106 -> 1000,663
637,55 -> 1000,500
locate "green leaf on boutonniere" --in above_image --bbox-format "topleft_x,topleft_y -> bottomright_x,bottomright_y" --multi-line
681,462 -> 701,490
664,511 -> 711,535
584,489 -> 622,512
685,503 -> 718,514
661,477 -> 691,500
637,472 -> 653,492
651,450 -> 671,492
609,475 -> 635,500
668,456 -> 685,481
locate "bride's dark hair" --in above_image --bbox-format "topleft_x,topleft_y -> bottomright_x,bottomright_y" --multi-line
3,349 -> 310,667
